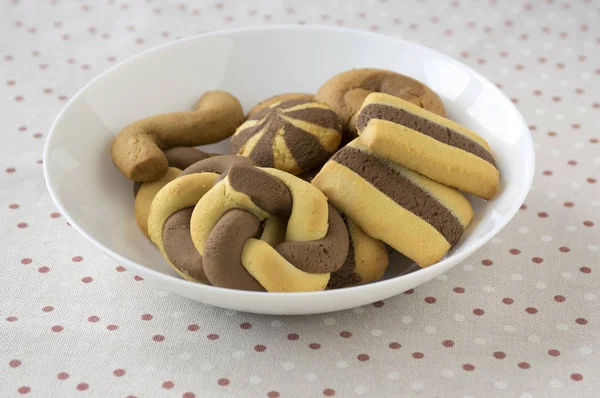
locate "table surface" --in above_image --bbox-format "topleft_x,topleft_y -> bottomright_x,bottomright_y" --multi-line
1,0 -> 599,397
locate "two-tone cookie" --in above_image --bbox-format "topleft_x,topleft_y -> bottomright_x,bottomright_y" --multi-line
230,98 -> 343,175
312,139 -> 473,268
356,92 -> 500,199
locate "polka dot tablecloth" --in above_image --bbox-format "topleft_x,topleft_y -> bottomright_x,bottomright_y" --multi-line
1,0 -> 599,396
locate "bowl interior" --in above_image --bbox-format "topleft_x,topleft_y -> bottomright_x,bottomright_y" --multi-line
44,26 -> 533,314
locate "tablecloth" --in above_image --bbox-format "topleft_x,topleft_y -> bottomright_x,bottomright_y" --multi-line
1,0 -> 598,397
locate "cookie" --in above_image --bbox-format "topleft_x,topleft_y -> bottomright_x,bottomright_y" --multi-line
189,164 -> 350,292
134,167 -> 181,237
315,68 -> 445,139
230,98 -> 343,175
247,93 -> 314,119
112,90 -> 244,182
327,217 -> 389,289
357,92 -> 500,199
312,139 -> 473,268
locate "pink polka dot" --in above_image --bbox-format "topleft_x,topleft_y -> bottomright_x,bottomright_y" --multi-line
287,333 -> 299,340
532,257 -> 544,264
389,342 -> 401,349
453,287 -> 465,293
57,372 -> 70,380
9,359 -> 22,368
463,364 -> 475,371
141,314 -> 153,321
153,335 -> 165,342
521,204 -> 528,210
518,361 -> 531,369
588,178 -> 597,184
525,307 -> 538,314
207,334 -> 219,340
538,212 -> 548,218
18,386 -> 30,394
309,343 -> 321,350
162,381 -> 174,389
323,389 -> 336,396
218,378 -> 230,386
17,222 -> 28,228
412,352 -> 424,359
134,275 -> 144,281
106,324 -> 119,331
115,266 -> 126,272
240,322 -> 252,329
576,318 -> 588,325
43,306 -> 54,312
404,289 -> 414,294
473,308 -> 485,316
580,267 -> 591,274
548,349 -> 560,357
268,392 -> 280,398
372,300 -> 384,307
583,221 -> 595,227
51,325 -> 63,332
88,316 -> 99,323
590,138 -> 598,144
503,298 -> 514,305
81,277 -> 93,283
38,266 -> 50,273
113,368 -> 125,377
543,170 -> 553,176
554,295 -> 566,302
72,256 -> 83,262
568,160 -> 578,166
559,246 -> 570,253
21,258 -> 32,264
442,340 -> 454,347
6,316 -> 18,322
564,202 -> 574,208
494,351 -> 506,359
76,383 -> 89,391
571,373 -> 583,381
9,204 -> 19,209
340,331 -> 352,338
183,393 -> 195,398
424,296 -> 437,304
571,123 -> 580,129
509,248 -> 521,255
188,324 -> 199,331
482,259 -> 493,266
356,353 -> 370,362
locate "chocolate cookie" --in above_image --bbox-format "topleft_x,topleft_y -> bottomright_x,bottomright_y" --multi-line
357,92 -> 500,199
312,139 -> 473,268
230,98 -> 343,175
315,68 -> 445,140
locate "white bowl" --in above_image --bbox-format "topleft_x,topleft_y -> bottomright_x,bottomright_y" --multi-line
44,25 -> 534,315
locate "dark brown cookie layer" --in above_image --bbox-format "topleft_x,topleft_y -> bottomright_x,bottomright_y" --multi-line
356,104 -> 495,166
203,209 -> 265,291
162,207 -> 210,284
331,147 -> 464,245
276,205 -> 349,274
227,165 -> 293,219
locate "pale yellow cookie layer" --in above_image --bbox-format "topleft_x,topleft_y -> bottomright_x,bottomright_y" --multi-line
260,216 -> 286,247
241,239 -> 330,292
312,160 -> 451,267
273,132 -> 302,175
134,167 -> 181,238
280,115 -> 342,153
260,167 -> 329,242
360,92 -> 492,152
190,178 -> 269,256
361,119 -> 499,200
146,172 -> 219,282
347,219 -> 389,283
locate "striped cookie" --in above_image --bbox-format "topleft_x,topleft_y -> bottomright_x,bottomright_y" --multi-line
312,139 -> 473,268
230,98 -> 343,175
356,92 -> 500,199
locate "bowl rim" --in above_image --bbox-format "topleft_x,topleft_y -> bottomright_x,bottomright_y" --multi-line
43,24 -> 535,299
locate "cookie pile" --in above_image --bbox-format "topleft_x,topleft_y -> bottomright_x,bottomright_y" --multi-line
112,68 -> 500,292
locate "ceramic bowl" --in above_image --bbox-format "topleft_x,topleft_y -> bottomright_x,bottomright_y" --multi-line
44,25 -> 534,315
